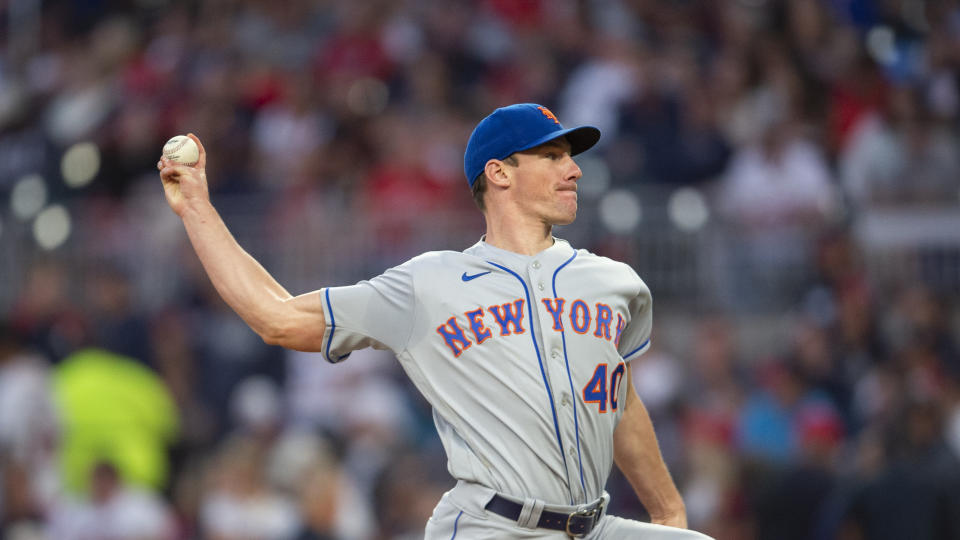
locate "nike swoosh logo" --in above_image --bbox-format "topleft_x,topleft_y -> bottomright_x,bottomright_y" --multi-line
461,271 -> 492,282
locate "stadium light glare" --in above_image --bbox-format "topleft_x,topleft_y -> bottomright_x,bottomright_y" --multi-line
668,187 -> 709,232
11,173 -> 48,220
599,189 -> 641,234
866,26 -> 897,65
577,156 -> 611,199
61,141 -> 101,188
33,204 -> 71,250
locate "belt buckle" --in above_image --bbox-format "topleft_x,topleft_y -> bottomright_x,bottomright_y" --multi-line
565,507 -> 597,537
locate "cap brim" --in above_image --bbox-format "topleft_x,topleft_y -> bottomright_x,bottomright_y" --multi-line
515,125 -> 601,157
565,126 -> 602,156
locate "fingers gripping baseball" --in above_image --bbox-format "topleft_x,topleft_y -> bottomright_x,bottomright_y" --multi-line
158,133 -> 209,216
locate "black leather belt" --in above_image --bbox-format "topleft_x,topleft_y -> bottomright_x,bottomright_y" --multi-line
484,494 -> 604,537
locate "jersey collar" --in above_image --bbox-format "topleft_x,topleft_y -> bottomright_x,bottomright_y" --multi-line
466,236 -> 575,270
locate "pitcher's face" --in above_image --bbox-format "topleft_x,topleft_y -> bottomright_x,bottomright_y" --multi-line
508,138 -> 583,226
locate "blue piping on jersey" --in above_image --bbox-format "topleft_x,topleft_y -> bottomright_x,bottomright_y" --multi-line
323,288 -> 336,363
450,510 -> 463,539
322,289 -> 350,363
552,250 -> 588,503
487,261 -> 572,503
623,338 -> 651,360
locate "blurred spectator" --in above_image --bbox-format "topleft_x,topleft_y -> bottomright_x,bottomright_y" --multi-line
278,431 -> 374,540
0,326 -> 58,533
716,111 -> 837,308
250,70 -> 332,190
832,281 -> 886,385
736,359 -> 839,463
886,284 -> 960,371
825,47 -> 887,157
751,403 -> 844,540
559,36 -> 641,149
359,111 -> 463,261
9,260 -> 88,362
285,347 -> 417,493
188,275 -> 284,437
841,85 -> 960,210
230,375 -> 284,444
82,262 -> 153,365
148,307 -> 215,450
683,317 -> 748,447
199,435 -> 299,540
840,400 -> 960,540
0,326 -> 58,480
52,348 -> 178,494
291,464 -> 341,540
790,317 -> 852,422
631,340 -> 685,471
679,316 -> 750,534
48,460 -> 176,540
371,450 -> 452,540
718,106 -> 835,210
222,376 -> 380,538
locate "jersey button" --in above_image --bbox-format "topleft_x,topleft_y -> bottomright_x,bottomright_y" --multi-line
551,350 -> 560,359
568,446 -> 577,457
561,393 -> 571,406
537,282 -> 545,291
532,260 -> 541,269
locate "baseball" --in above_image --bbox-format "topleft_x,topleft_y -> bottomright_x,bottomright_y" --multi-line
162,135 -> 199,166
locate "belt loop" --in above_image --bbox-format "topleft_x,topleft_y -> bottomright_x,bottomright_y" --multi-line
516,498 -> 546,529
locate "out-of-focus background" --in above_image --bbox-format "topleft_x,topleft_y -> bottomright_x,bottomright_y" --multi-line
1,0 -> 959,539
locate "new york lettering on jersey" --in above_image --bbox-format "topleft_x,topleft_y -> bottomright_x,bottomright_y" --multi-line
435,296 -> 628,357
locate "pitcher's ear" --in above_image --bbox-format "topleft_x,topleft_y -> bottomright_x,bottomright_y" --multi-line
485,159 -> 512,188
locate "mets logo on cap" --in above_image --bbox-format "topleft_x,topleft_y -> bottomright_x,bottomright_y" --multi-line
538,106 -> 560,125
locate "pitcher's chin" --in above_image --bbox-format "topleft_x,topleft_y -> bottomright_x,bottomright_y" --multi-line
554,209 -> 578,226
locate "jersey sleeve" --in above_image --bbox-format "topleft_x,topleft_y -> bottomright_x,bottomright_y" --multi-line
617,271 -> 653,362
319,261 -> 415,363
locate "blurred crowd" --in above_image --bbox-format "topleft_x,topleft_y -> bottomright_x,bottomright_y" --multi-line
1,0 -> 960,539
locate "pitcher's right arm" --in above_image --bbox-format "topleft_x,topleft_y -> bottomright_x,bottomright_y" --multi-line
157,134 -> 325,352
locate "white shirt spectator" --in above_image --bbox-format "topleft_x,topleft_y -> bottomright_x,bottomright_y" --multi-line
718,134 -> 836,228
48,486 -> 175,540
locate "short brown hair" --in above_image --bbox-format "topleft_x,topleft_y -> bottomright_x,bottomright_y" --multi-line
472,154 -> 518,212
471,175 -> 487,211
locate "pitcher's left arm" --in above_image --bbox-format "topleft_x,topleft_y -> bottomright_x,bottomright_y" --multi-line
613,365 -> 688,528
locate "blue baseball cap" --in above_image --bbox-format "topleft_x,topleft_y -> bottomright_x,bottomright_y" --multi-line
464,103 -> 601,188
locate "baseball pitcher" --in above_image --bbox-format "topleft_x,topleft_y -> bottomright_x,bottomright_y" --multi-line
158,103 -> 713,539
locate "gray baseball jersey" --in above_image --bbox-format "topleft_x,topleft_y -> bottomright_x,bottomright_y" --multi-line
319,237 -> 652,506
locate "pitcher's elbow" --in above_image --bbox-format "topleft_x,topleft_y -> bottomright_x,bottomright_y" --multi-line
255,319 -> 289,347
259,330 -> 283,347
